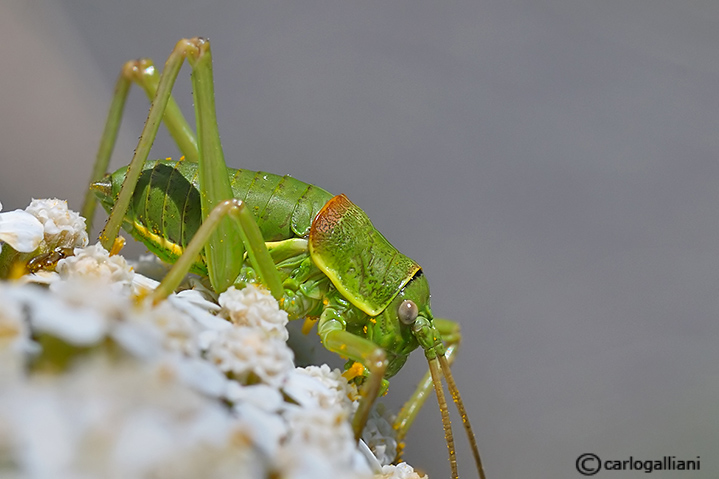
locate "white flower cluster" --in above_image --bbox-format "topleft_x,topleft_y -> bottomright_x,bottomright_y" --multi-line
202,325 -> 294,387
0,198 -> 88,255
0,199 -> 426,479
25,198 -> 89,250
289,364 -> 359,411
363,404 -> 401,466
55,243 -> 134,294
219,285 -> 290,340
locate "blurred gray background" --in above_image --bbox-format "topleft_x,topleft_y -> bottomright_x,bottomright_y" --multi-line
2,1 -> 719,477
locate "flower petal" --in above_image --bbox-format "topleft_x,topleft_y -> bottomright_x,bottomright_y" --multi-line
0,209 -> 44,253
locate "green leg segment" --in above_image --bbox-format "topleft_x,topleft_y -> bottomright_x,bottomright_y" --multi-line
82,57 -> 198,233
96,38 -> 250,294
98,39 -> 193,252
185,39 -> 242,293
81,70 -> 130,231
127,58 -> 199,164
151,198 -> 283,303
318,308 -> 388,442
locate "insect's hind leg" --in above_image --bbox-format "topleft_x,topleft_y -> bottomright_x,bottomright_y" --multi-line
151,198 -> 283,303
82,57 -> 198,232
95,38 -> 246,294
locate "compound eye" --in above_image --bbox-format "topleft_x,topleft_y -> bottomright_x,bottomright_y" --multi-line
398,300 -> 419,325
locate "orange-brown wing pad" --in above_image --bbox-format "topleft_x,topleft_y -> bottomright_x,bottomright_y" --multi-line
309,194 -> 420,316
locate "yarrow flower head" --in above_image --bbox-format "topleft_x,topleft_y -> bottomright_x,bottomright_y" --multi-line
362,404 -> 400,466
24,198 -> 88,251
201,325 -> 295,387
56,243 -> 133,286
279,404 -> 363,478
218,285 -> 289,340
287,364 -> 359,412
0,198 -> 430,478
0,199 -> 89,283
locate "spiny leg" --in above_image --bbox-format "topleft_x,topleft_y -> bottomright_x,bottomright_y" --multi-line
81,70 -> 129,230
127,59 -> 199,163
82,57 -> 198,232
97,39 -> 197,252
97,38 -> 245,293
184,39 -> 242,293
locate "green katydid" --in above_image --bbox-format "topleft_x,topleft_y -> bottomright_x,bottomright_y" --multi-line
83,38 -> 486,479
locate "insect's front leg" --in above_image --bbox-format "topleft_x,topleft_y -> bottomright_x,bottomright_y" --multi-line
317,298 -> 388,442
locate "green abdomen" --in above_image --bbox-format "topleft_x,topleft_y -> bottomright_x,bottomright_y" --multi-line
104,160 -> 333,265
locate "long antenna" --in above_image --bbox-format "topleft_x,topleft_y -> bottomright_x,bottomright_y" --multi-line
428,356 -> 459,479
439,354 -> 487,479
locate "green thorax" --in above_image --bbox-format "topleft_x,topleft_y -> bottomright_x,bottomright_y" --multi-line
309,194 -> 421,317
